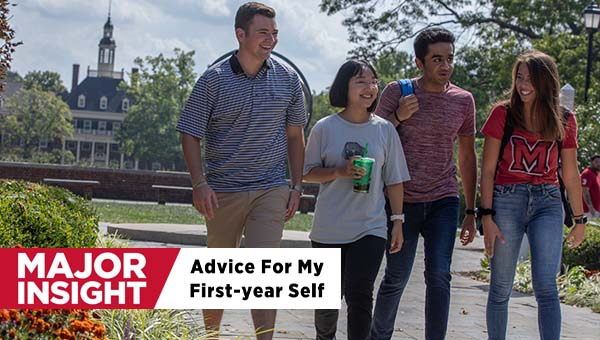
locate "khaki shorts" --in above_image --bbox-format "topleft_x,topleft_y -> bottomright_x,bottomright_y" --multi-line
206,185 -> 289,248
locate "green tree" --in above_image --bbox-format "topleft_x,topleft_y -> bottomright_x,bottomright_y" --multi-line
23,70 -> 67,94
320,0 -> 600,133
374,49 -> 420,85
0,86 -> 73,160
116,48 -> 196,169
5,70 -> 21,82
0,0 -> 23,92
309,90 -> 338,131
320,0 -> 590,58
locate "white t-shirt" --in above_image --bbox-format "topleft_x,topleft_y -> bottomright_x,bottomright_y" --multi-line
304,114 -> 410,244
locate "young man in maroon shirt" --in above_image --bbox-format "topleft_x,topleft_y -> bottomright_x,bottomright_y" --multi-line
582,154 -> 600,218
370,27 -> 477,340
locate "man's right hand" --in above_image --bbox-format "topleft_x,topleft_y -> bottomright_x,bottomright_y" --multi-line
395,94 -> 419,121
192,184 -> 219,220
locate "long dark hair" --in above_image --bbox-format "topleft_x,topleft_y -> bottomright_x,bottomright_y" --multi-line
505,50 -> 564,140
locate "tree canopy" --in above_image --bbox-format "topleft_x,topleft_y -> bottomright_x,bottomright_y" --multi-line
23,70 -> 67,94
116,48 -> 196,170
0,86 -> 73,161
318,0 -> 600,165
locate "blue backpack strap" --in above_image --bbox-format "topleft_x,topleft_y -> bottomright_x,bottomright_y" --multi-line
396,78 -> 414,96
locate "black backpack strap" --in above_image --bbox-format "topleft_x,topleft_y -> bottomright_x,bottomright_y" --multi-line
557,106 -> 573,227
496,105 -> 514,177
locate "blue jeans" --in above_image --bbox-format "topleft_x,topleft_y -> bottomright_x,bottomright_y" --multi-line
371,196 -> 459,340
487,184 -> 563,340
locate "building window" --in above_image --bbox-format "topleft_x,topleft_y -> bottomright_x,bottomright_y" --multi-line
100,96 -> 108,110
110,143 -> 119,152
108,49 -> 114,64
39,138 -> 48,148
98,121 -> 106,132
96,144 -> 105,152
152,162 -> 161,171
66,141 -> 77,150
81,142 -> 91,151
113,122 -> 121,131
83,120 -> 92,132
77,95 -> 86,108
122,98 -> 130,112
72,119 -> 78,128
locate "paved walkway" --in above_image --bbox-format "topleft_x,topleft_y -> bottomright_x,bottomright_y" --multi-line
105,222 -> 600,340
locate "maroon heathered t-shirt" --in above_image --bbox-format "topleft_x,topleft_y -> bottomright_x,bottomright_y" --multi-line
375,80 -> 476,203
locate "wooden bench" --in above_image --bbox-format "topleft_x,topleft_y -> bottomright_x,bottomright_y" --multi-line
151,182 -> 320,211
299,194 -> 316,214
43,178 -> 100,200
152,185 -> 192,205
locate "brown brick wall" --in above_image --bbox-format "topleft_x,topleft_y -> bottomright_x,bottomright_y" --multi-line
0,162 -> 192,203
0,162 -> 320,206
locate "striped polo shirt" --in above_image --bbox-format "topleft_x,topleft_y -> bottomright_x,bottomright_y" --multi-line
176,53 -> 307,192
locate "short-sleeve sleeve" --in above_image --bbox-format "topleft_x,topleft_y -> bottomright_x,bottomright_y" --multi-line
582,169 -> 593,188
382,123 -> 410,185
481,105 -> 507,140
561,112 -> 578,149
286,73 -> 307,127
303,121 -> 323,175
458,94 -> 476,136
374,82 -> 401,119
176,71 -> 217,139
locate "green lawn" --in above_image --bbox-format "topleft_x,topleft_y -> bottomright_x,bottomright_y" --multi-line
92,202 -> 313,231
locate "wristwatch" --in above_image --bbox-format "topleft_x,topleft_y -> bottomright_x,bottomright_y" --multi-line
574,215 -> 588,224
290,184 -> 303,194
477,207 -> 496,216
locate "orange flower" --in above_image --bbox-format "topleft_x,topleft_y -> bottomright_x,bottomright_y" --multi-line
56,328 -> 74,339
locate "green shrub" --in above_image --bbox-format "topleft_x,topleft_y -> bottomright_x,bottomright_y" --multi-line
0,180 -> 98,248
563,224 -> 600,271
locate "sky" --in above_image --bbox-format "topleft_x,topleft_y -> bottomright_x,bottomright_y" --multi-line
10,0 -> 369,93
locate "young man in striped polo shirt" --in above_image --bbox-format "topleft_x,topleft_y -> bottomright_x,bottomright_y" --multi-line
176,2 -> 306,339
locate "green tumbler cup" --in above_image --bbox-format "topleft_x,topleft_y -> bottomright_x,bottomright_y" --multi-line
352,157 -> 374,193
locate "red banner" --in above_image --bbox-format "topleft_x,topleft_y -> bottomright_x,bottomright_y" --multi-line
0,248 -> 179,309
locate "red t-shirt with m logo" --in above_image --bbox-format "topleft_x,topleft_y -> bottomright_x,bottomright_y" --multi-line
481,105 -> 578,185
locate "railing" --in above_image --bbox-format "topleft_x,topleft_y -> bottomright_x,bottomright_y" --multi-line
86,69 -> 124,79
74,128 -> 115,136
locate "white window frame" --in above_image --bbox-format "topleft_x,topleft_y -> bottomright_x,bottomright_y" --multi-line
100,96 -> 108,110
98,121 -> 107,132
77,95 -> 86,108
113,122 -> 121,132
83,120 -> 92,133
122,98 -> 130,112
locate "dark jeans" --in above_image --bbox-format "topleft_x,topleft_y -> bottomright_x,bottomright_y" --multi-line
371,196 -> 459,340
312,235 -> 386,340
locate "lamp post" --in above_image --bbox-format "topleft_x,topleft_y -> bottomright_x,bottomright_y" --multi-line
583,1 -> 600,102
